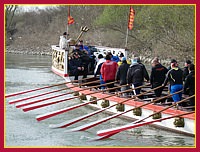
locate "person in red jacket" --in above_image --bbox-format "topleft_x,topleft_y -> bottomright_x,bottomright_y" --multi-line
101,54 -> 118,92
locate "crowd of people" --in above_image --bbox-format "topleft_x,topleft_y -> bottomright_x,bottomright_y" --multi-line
94,53 -> 195,109
58,32 -> 195,109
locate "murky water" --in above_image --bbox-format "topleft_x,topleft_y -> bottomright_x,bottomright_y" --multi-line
5,53 -> 195,147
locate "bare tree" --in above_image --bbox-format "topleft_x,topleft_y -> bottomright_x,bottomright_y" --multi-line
5,5 -> 18,38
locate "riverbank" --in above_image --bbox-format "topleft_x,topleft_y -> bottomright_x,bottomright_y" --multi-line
5,45 -> 52,56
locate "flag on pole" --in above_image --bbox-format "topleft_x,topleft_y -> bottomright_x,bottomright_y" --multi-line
68,16 -> 74,25
128,6 -> 135,30
68,6 -> 75,25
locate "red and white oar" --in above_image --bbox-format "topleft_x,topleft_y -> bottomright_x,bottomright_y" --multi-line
19,80 -> 116,110
5,77 -> 92,98
50,89 -> 180,129
36,84 -> 149,121
95,95 -> 194,140
14,79 -> 101,108
97,111 -> 194,137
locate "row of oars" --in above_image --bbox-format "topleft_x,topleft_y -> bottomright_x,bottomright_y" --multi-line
6,77 -> 194,141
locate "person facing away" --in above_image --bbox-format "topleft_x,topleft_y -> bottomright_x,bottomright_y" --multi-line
183,60 -> 192,81
136,57 -> 150,82
116,57 -> 130,97
163,59 -> 183,104
150,58 -> 168,97
68,52 -> 87,81
100,54 -> 118,92
59,32 -> 71,49
183,63 -> 195,107
94,54 -> 106,89
127,57 -> 149,96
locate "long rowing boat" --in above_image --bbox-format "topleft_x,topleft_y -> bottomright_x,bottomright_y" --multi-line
50,43 -> 195,137
6,41 -> 195,142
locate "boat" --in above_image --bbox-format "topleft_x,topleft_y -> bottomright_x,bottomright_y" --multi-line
50,37 -> 195,137
6,31 -> 195,141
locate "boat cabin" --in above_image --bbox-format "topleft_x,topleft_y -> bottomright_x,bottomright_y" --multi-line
51,45 -> 128,78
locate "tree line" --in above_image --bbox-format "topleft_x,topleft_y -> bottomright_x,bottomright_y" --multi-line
5,5 -> 195,61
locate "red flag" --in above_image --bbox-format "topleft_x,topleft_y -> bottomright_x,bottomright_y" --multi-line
68,6 -> 75,25
128,6 -> 135,30
68,16 -> 74,25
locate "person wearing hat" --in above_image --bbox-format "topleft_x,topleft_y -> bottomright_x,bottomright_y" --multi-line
59,32 -> 71,49
163,59 -> 184,105
117,53 -> 124,66
107,52 -> 120,63
69,52 -> 86,80
72,44 -> 81,54
78,40 -> 91,55
127,57 -> 149,96
150,57 -> 168,98
116,57 -> 130,97
117,53 -> 131,66
183,60 -> 192,81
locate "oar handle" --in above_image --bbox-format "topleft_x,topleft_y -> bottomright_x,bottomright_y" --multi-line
73,80 -> 117,95
74,79 -> 101,87
152,89 -> 183,103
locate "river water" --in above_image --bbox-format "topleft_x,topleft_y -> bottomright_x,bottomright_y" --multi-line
5,53 -> 195,148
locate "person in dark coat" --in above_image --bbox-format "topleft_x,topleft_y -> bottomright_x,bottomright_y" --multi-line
136,57 -> 150,82
69,52 -> 87,80
183,60 -> 192,81
150,58 -> 168,97
127,57 -> 149,95
183,64 -> 195,107
163,59 -> 183,104
116,57 -> 130,96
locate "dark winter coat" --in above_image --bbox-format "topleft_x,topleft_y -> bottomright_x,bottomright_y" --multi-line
150,63 -> 168,86
184,71 -> 195,95
116,61 -> 130,85
163,67 -> 183,86
183,66 -> 189,81
127,63 -> 149,84
69,57 -> 83,73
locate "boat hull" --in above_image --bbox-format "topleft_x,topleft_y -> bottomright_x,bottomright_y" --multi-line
66,81 -> 195,136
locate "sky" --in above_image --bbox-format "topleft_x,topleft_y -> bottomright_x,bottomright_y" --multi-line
19,5 -> 57,12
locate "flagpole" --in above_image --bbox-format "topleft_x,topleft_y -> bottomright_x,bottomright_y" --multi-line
125,6 -> 131,48
125,28 -> 129,48
67,5 -> 70,39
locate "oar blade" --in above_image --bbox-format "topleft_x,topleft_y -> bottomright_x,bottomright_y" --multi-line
88,133 -> 118,141
36,101 -> 93,121
49,108 -> 105,128
5,82 -> 68,98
